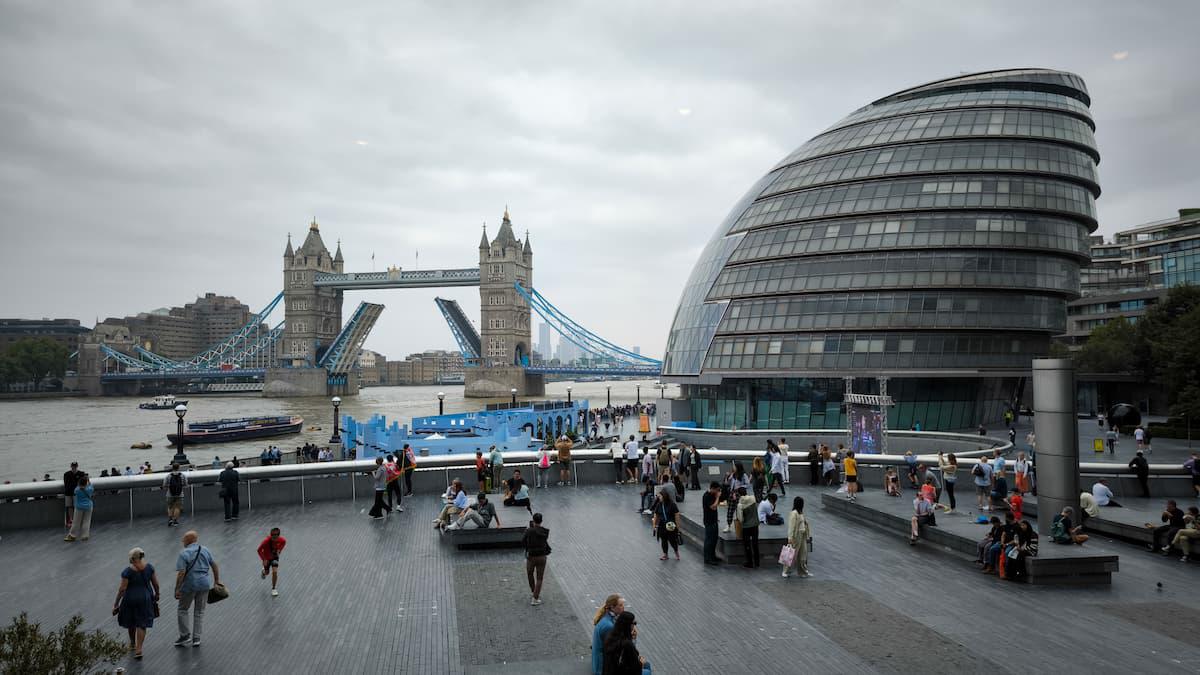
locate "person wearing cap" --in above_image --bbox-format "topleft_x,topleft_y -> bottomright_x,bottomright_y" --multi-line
448,492 -> 500,530
218,462 -> 240,521
62,462 -> 82,529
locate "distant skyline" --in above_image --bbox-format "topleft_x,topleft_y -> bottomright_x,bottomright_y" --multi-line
2,1 -> 1198,359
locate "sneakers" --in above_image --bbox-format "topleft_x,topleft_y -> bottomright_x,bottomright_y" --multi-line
174,636 -> 191,647
192,640 -> 200,647
63,535 -> 75,542
782,571 -> 790,578
802,572 -> 813,578
261,568 -> 268,579
530,598 -> 542,606
447,522 -> 461,530
1182,555 -> 1190,562
271,589 -> 279,597
722,525 -> 731,533
394,506 -> 404,512
641,509 -> 652,515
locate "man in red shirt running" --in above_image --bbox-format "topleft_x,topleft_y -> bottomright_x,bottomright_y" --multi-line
257,527 -> 287,597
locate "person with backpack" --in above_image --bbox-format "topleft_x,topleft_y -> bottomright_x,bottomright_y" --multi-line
654,443 -> 671,479
536,444 -> 552,488
384,454 -> 404,512
1051,507 -> 1088,545
257,527 -> 287,597
555,436 -> 573,486
733,487 -> 760,568
972,458 -> 993,512
401,443 -> 417,496
162,464 -> 188,527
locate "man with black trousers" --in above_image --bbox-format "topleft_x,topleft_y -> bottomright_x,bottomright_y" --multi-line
1128,451 -> 1150,498
702,482 -> 721,565
218,462 -> 240,521
808,445 -> 821,486
689,446 -> 702,490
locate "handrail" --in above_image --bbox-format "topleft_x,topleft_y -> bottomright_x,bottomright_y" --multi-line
0,449 -> 1189,500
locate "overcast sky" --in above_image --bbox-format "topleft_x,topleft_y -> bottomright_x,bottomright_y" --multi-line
2,0 -> 1198,360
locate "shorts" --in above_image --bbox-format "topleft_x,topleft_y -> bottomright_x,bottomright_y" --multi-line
975,485 -> 989,497
263,558 -> 279,568
845,475 -> 857,483
167,496 -> 183,509
477,470 -> 486,482
626,459 -> 639,470
64,495 -> 74,508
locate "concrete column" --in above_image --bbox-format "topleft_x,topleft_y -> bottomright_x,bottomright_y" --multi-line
1032,358 -> 1079,536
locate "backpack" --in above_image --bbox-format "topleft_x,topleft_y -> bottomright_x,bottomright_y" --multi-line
538,452 -> 550,469
168,472 -> 184,497
741,502 -> 757,526
972,464 -> 985,478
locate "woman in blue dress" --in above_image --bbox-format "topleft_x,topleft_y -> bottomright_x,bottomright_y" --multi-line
113,547 -> 160,660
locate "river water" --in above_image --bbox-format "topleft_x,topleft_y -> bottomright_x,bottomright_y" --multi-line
0,379 -> 671,482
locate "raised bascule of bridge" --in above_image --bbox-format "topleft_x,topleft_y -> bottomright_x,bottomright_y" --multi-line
77,210 -> 660,398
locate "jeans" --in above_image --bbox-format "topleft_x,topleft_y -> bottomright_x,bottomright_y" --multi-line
741,527 -> 761,567
689,465 -> 701,490
177,590 -> 207,641
504,497 -> 532,513
703,522 -> 718,562
403,469 -> 413,494
1153,524 -> 1180,550
986,542 -> 1004,568
222,493 -> 239,520
537,466 -> 550,488
614,459 -> 625,482
944,481 -> 956,510
386,481 -> 403,510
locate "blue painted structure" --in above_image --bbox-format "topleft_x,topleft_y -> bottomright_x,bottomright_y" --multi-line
341,399 -> 590,459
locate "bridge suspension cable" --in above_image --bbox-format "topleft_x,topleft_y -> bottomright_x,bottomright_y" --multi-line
514,283 -> 661,369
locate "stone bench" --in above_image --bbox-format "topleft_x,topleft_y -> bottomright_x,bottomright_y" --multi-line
673,505 -> 790,566
821,493 -> 1118,585
443,525 -> 526,550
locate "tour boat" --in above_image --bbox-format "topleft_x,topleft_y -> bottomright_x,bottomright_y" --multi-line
167,415 -> 303,445
139,394 -> 188,410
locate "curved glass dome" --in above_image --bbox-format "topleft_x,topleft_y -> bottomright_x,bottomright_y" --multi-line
662,68 -> 1100,431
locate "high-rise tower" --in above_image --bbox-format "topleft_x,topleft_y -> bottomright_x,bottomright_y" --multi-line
281,219 -> 344,367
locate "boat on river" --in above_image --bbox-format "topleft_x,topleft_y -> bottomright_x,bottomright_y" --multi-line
139,394 -> 188,410
167,415 -> 303,445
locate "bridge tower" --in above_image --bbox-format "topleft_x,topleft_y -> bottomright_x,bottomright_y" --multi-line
465,208 -> 545,398
265,219 -> 355,397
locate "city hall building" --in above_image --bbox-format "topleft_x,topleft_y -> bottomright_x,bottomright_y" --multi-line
663,69 -> 1100,431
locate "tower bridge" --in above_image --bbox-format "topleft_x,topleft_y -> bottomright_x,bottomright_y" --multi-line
79,210 -> 659,398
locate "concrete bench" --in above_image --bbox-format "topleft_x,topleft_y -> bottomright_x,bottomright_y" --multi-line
673,506 -> 790,565
821,493 -> 1118,585
443,525 -> 526,550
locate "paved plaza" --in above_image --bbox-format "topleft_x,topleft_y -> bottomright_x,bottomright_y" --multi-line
3,481 -> 1200,674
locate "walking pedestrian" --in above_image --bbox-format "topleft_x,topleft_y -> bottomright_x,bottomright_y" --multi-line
652,491 -> 681,561
64,474 -> 94,542
602,612 -> 651,675
778,438 -> 790,484
767,443 -> 786,496
734,487 -> 760,568
522,512 -> 551,606
62,461 -> 81,529
783,496 -> 811,578
114,547 -> 159,660
368,457 -> 389,520
162,464 -> 187,527
257,527 -> 287,597
218,462 -> 239,521
592,595 -> 625,675
174,530 -> 219,648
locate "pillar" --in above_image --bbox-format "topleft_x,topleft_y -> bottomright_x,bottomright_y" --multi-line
1031,358 -> 1079,536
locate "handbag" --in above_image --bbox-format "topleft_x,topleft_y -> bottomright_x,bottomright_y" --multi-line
778,544 -> 796,567
145,568 -> 160,618
207,582 -> 230,604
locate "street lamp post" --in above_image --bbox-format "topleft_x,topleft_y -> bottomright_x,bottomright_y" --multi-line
636,384 -> 641,405
510,388 -> 517,406
329,396 -> 342,445
606,385 -> 611,408
172,403 -> 190,466
437,391 -> 445,416
566,385 -> 572,404
655,380 -> 666,399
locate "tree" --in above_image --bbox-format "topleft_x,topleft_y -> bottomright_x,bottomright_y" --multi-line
0,612 -> 128,674
1073,317 -> 1142,374
0,338 -> 69,389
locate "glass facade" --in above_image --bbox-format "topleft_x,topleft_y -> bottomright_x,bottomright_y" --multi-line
662,69 -> 1099,431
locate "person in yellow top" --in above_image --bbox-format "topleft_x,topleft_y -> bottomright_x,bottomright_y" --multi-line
843,451 -> 858,502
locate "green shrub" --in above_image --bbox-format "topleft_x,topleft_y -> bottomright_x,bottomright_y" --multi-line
0,612 -> 127,675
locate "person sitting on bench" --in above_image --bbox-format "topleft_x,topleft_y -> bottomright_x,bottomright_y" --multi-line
884,467 -> 901,496
434,480 -> 468,528
909,493 -> 936,544
639,474 -> 658,514
448,492 -> 501,530
503,471 -> 533,514
1091,479 -> 1121,508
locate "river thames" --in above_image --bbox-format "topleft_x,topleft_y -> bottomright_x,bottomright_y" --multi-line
0,379 -> 671,482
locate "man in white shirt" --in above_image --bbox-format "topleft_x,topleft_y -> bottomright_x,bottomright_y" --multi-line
1092,479 -> 1122,507
778,438 -> 790,484
610,437 -> 626,484
624,435 -> 640,482
757,492 -> 778,523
